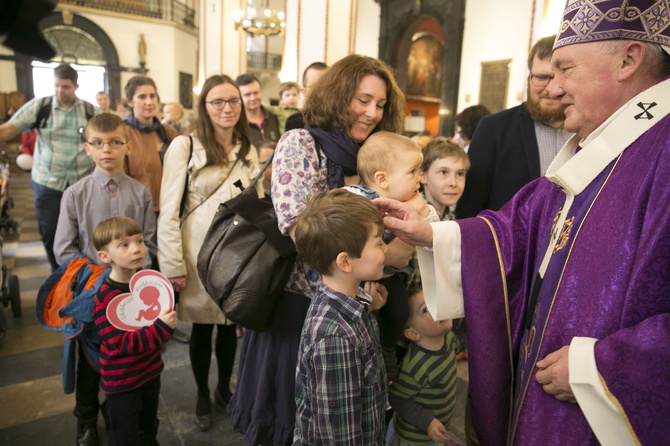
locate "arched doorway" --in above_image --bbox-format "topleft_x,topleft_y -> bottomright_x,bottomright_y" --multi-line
14,11 -> 121,106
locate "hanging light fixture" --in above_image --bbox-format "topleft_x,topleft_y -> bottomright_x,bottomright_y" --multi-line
233,7 -> 286,37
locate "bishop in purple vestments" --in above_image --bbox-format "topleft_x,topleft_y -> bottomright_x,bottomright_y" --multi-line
376,1 -> 670,444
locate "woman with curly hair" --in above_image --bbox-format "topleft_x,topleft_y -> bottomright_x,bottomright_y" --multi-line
229,54 -> 410,445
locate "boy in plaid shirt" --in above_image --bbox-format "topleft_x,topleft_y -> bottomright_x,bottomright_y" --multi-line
292,189 -> 388,445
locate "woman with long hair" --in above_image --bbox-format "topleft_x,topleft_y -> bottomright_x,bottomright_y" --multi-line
157,74 -> 262,432
122,75 -> 178,213
229,54 -> 410,445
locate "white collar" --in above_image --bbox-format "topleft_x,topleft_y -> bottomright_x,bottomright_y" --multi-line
546,78 -> 670,196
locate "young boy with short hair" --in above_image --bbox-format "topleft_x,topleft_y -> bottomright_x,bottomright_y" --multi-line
278,81 -> 300,109
54,112 -> 157,268
417,137 -> 469,360
386,286 -> 465,446
419,136 -> 470,221
53,112 -> 158,443
93,216 -> 176,445
270,81 -> 301,133
293,189 -> 388,445
345,131 -> 438,379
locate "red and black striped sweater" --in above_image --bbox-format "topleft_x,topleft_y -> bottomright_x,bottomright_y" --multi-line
93,278 -> 173,394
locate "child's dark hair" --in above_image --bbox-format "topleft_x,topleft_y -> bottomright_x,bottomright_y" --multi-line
86,113 -> 127,140
421,136 -> 470,172
455,104 -> 491,141
403,286 -> 424,333
93,216 -> 142,251
295,189 -> 383,274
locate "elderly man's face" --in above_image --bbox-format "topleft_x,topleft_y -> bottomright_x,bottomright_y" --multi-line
549,41 -> 623,139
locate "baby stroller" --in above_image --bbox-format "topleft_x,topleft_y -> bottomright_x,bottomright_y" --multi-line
0,150 -> 21,347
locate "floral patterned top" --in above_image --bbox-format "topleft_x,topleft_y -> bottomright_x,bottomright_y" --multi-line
271,128 -> 329,298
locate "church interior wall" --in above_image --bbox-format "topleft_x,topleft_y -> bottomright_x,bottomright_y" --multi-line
0,45 -> 18,93
297,1 -> 327,76
325,0 -> 355,65
353,0 -> 381,58
0,0 -> 559,133
200,0 -> 245,86
74,10 -> 198,106
457,0 -> 535,114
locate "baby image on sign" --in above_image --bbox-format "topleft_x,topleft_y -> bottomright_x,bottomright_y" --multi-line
106,270 -> 175,331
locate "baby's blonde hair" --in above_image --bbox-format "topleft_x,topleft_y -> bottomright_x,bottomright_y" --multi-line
357,131 -> 421,186
163,102 -> 184,120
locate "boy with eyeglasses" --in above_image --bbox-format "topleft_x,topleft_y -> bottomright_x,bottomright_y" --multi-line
54,112 -> 157,444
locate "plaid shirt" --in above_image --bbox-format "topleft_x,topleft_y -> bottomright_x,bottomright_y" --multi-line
294,282 -> 386,445
10,96 -> 97,191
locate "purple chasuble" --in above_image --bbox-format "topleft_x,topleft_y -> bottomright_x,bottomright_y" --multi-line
457,113 -> 670,445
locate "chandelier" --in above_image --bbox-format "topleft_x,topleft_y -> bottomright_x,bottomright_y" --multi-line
233,8 -> 286,37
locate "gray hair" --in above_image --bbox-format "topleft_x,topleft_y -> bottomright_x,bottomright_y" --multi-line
596,40 -> 670,78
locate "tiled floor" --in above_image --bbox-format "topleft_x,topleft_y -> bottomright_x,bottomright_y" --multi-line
0,145 -> 468,445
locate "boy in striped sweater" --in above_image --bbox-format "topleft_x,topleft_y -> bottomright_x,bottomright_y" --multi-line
93,216 -> 176,444
387,286 -> 465,446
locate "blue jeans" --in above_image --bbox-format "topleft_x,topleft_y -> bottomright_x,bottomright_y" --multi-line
31,181 -> 63,270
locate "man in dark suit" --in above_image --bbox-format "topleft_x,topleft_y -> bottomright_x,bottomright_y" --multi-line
457,35 -> 572,218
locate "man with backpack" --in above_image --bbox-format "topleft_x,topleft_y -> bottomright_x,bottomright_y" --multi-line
0,63 -> 98,270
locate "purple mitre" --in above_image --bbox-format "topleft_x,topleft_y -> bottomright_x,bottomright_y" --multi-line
554,0 -> 670,51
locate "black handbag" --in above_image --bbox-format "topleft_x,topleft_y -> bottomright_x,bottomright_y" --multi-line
196,155 -> 297,331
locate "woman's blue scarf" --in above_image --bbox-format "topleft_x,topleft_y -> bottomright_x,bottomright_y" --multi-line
124,115 -> 171,156
306,126 -> 361,189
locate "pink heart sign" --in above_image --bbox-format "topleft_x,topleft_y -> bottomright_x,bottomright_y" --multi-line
106,270 -> 175,331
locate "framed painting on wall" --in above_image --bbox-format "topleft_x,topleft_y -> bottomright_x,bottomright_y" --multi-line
479,59 -> 511,113
179,72 -> 193,109
406,32 -> 443,103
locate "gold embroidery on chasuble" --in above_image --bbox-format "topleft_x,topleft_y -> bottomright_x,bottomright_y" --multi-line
553,217 -> 575,253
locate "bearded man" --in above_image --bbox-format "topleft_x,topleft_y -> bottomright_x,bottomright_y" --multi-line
457,34 -> 573,218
